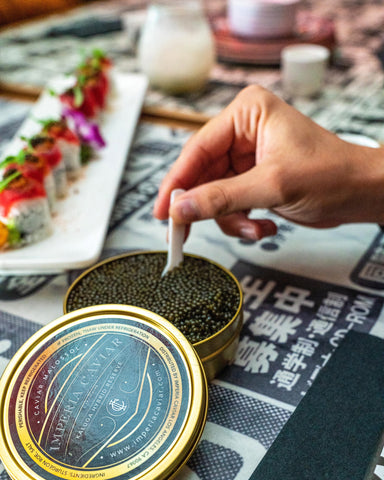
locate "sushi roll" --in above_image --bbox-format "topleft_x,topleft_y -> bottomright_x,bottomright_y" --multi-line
88,48 -> 114,102
59,49 -> 113,118
76,65 -> 107,110
40,118 -> 82,180
0,169 -> 52,250
26,134 -> 68,198
0,151 -> 57,213
59,77 -> 100,119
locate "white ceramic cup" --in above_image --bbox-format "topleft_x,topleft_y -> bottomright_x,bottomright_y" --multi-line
281,43 -> 330,97
228,0 -> 301,39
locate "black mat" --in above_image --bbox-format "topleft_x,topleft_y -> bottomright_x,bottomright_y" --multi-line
250,330 -> 384,480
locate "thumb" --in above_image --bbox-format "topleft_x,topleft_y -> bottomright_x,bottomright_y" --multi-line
170,165 -> 281,223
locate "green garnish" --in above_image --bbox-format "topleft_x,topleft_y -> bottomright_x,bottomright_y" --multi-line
92,48 -> 106,59
20,135 -> 35,148
77,73 -> 87,86
90,48 -> 106,68
6,220 -> 21,246
37,118 -> 55,127
37,118 -> 62,130
73,84 -> 84,107
80,143 -> 93,165
0,171 -> 22,192
0,156 -> 17,170
0,151 -> 26,170
20,135 -> 36,150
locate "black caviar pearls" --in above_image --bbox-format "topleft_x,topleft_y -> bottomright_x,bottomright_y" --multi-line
66,253 -> 241,343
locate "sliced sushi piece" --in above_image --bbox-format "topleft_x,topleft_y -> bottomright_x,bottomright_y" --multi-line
76,49 -> 113,110
59,49 -> 113,118
0,169 -> 52,250
59,77 -> 100,119
76,67 -> 106,110
26,134 -> 68,198
61,107 -> 106,162
0,151 -> 57,213
88,48 -> 114,100
39,118 -> 81,180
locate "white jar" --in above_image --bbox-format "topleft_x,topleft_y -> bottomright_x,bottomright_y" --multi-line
138,0 -> 216,94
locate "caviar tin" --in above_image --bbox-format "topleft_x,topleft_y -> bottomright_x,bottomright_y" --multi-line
0,304 -> 208,480
63,251 -> 244,381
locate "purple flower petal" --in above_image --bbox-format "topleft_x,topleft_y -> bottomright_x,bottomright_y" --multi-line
62,107 -> 106,149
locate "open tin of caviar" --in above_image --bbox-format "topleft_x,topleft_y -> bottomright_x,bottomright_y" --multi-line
64,251 -> 243,381
0,304 -> 208,480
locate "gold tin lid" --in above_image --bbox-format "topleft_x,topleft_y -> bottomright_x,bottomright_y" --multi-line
0,305 -> 208,480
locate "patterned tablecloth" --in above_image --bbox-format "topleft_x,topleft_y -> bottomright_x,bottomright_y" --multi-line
1,0 -> 384,130
1,92 -> 384,479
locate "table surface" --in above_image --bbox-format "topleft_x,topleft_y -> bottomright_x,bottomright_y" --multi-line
1,1 -> 384,479
1,0 -> 384,128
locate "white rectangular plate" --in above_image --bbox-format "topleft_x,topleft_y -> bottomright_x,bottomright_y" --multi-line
0,72 -> 148,275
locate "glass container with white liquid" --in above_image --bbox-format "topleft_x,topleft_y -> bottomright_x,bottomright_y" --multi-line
138,0 -> 216,95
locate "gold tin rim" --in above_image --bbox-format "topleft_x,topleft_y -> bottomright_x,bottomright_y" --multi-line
63,250 -> 243,348
198,315 -> 243,364
0,304 -> 208,480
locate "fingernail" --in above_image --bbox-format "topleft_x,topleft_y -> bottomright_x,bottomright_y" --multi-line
240,226 -> 259,240
175,198 -> 200,222
258,220 -> 277,238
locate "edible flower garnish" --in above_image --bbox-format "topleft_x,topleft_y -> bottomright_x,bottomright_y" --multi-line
62,107 -> 106,149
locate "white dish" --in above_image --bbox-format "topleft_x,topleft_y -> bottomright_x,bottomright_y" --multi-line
228,0 -> 301,39
0,71 -> 148,275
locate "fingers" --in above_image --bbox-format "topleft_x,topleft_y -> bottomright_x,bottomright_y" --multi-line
216,212 -> 277,240
153,111 -> 236,220
169,164 -> 282,223
153,86 -> 273,221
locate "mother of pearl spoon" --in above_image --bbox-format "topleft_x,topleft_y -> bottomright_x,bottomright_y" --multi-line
162,188 -> 186,277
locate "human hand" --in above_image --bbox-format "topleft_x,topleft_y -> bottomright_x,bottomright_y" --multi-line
153,85 -> 384,240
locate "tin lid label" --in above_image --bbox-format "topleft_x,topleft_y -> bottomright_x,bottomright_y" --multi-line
5,315 -> 192,480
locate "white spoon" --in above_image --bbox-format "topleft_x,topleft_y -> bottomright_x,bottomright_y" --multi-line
162,188 -> 186,277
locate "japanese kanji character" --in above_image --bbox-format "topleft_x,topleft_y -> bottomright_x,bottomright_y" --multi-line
317,305 -> 340,321
273,286 -> 315,313
249,310 -> 302,343
291,337 -> 318,357
235,336 -> 279,373
241,276 -> 276,310
322,291 -> 348,309
282,352 -> 307,372
306,318 -> 334,336
315,312 -> 337,323
270,369 -> 301,391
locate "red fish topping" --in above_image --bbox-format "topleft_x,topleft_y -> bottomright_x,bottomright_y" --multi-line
40,118 -> 80,145
59,49 -> 112,117
27,135 -> 63,169
0,169 -> 46,217
1,151 -> 49,186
